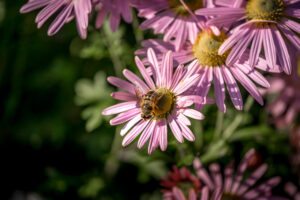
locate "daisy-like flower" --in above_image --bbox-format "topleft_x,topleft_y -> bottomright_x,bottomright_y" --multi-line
20,0 -> 92,39
131,0 -> 214,51
196,0 -> 300,74
102,49 -> 211,154
136,29 -> 271,112
264,65 -> 300,128
94,0 -> 132,32
161,166 -> 201,200
193,149 -> 286,200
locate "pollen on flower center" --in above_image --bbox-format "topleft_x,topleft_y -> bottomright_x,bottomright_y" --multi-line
169,0 -> 203,16
246,0 -> 285,22
192,30 -> 229,67
140,87 -> 176,120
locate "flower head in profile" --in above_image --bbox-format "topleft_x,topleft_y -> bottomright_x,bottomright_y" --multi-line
196,0 -> 300,74
136,29 -> 271,112
193,149 -> 286,200
264,61 -> 300,128
102,49 -> 211,154
161,166 -> 201,200
131,0 -> 216,51
94,0 -> 132,32
20,0 -> 92,39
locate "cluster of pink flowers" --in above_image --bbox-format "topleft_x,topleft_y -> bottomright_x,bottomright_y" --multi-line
161,149 -> 286,200
20,0 -> 300,153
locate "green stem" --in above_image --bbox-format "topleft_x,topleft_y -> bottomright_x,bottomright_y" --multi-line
223,96 -> 255,140
194,120 -> 203,151
213,110 -> 224,141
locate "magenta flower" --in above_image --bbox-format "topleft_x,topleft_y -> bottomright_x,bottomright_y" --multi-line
20,0 -> 92,39
196,0 -> 300,74
102,49 -> 212,154
94,0 -> 132,31
131,0 -> 214,51
136,30 -> 271,112
161,166 -> 201,200
194,149 -> 286,200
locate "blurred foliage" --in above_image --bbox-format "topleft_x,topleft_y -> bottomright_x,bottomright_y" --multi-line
0,1 -> 296,200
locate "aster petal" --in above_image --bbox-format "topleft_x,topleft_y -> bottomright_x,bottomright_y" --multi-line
278,23 -> 300,51
273,27 -> 292,74
95,8 -> 108,28
102,101 -> 138,115
120,115 -> 141,136
168,115 -> 184,143
196,7 -> 245,15
183,109 -> 205,120
221,66 -> 243,110
285,7 -> 300,18
262,28 -> 276,68
158,119 -> 168,151
195,67 -> 213,110
173,74 -> 200,95
224,161 -> 234,193
171,64 -> 184,90
189,189 -> 197,200
231,149 -> 255,194
282,18 -> 300,35
178,113 -> 191,126
111,91 -> 137,101
122,120 -> 149,146
235,63 -> 270,88
48,3 -> 73,36
249,29 -> 263,68
147,48 -> 161,85
35,0 -> 65,27
212,187 -> 223,200
172,187 -> 186,200
230,67 -> 264,105
243,177 -> 281,199
201,187 -> 209,200
219,26 -> 250,55
161,51 -> 173,88
177,120 -> 195,141
137,120 -> 156,149
226,25 -> 255,66
193,158 -> 215,190
109,12 -> 121,32
213,67 -> 226,112
110,108 -> 140,125
135,56 -> 156,89
236,164 -> 268,196
123,69 -> 150,93
209,163 -> 223,188
148,123 -> 160,154
107,76 -> 135,94
20,0 -> 49,13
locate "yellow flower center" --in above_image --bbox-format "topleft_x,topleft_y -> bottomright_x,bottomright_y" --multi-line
169,0 -> 203,17
140,88 -> 176,120
246,0 -> 285,23
192,30 -> 229,67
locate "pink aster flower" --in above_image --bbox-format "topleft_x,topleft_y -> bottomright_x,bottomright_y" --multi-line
193,149 -> 286,200
131,0 -> 215,51
94,0 -> 132,31
161,166 -> 201,200
20,0 -> 92,39
136,29 -> 272,112
264,66 -> 300,128
102,49 -> 212,154
196,0 -> 300,74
